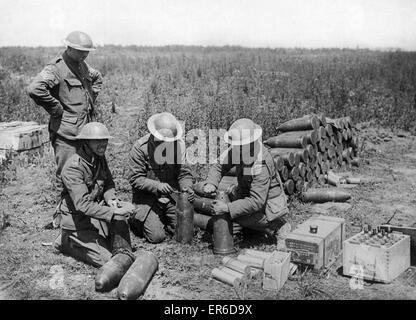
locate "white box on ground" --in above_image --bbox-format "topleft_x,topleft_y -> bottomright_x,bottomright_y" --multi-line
263,251 -> 291,291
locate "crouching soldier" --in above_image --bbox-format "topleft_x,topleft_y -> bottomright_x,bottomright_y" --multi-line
55,122 -> 135,267
128,112 -> 195,243
202,118 -> 290,241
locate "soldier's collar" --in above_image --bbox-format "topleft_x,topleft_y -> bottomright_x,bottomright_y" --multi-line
78,144 -> 99,167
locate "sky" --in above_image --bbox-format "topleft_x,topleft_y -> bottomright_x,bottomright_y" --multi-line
1,0 -> 416,49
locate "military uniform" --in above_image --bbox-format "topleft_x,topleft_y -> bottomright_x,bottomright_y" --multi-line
206,143 -> 288,235
128,133 -> 195,243
28,51 -> 103,193
58,145 -> 131,267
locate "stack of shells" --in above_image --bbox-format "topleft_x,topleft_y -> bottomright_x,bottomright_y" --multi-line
223,114 -> 359,196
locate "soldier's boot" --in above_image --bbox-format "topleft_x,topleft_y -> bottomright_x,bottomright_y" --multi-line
110,220 -> 135,261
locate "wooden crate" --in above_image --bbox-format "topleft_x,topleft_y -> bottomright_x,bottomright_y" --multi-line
0,121 -> 49,151
343,232 -> 410,283
285,215 -> 345,270
380,225 -> 416,266
263,251 -> 291,291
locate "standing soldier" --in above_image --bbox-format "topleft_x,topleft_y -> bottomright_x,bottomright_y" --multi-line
128,112 -> 195,244
28,31 -> 102,228
56,122 -> 135,267
202,118 -> 291,242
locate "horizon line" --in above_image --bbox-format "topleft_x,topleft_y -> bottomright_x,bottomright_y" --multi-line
0,44 -> 413,52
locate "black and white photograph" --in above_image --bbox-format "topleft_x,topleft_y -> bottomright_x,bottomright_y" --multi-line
1,0 -> 416,305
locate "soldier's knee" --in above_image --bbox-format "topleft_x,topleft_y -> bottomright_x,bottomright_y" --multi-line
145,229 -> 166,244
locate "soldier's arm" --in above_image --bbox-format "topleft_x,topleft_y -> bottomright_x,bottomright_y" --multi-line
89,66 -> 103,102
227,163 -> 270,220
128,143 -> 160,196
62,161 -> 114,222
27,64 -> 63,118
102,158 -> 117,204
205,149 -> 234,188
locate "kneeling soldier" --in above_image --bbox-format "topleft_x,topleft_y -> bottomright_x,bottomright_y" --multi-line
128,112 -> 195,243
203,118 -> 290,240
56,122 -> 135,267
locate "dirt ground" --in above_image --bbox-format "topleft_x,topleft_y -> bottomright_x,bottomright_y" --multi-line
1,105 -> 416,300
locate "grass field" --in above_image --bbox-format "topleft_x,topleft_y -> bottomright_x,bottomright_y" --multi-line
1,46 -> 416,300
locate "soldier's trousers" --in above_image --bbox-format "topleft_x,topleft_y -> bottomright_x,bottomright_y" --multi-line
234,211 -> 282,236
56,219 -> 131,268
228,186 -> 282,236
130,196 -> 176,244
51,134 -> 81,227
52,134 -> 81,192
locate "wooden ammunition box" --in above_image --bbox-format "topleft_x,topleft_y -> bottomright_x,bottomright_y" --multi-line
0,121 -> 49,151
285,215 -> 345,270
343,232 -> 410,283
0,121 -> 49,162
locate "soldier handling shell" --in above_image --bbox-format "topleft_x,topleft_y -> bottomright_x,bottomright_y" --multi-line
55,122 -> 135,267
28,31 -> 103,228
128,112 -> 195,243
202,118 -> 291,241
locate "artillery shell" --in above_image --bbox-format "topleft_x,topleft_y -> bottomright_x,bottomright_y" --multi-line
117,251 -> 158,300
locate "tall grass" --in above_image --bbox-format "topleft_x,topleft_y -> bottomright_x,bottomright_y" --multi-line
1,46 -> 416,184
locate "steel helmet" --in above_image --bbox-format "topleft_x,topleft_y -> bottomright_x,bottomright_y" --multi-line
147,112 -> 183,142
75,122 -> 113,140
224,118 -> 263,146
63,31 -> 96,51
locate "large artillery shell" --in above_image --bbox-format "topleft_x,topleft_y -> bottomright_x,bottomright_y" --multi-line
296,178 -> 305,192
301,187 -> 351,203
212,268 -> 241,288
274,156 -> 285,171
277,115 -> 320,132
318,127 -> 326,141
280,166 -> 289,181
325,124 -> 333,137
284,179 -> 295,195
175,191 -> 194,244
212,192 -> 235,255
279,130 -> 319,145
117,251 -> 158,300
193,197 -> 215,215
270,147 -> 308,164
305,144 -> 315,159
298,163 -> 306,179
269,148 -> 295,167
237,254 -> 265,269
289,166 -> 300,181
316,152 -> 323,165
222,256 -> 251,278
95,253 -> 134,292
265,135 -> 308,149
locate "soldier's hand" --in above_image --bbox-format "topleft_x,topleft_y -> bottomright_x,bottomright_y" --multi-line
158,183 -> 174,195
183,188 -> 195,203
108,198 -> 121,209
113,203 -> 135,220
211,200 -> 230,216
203,183 -> 217,195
